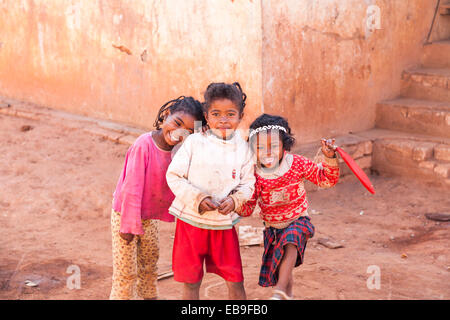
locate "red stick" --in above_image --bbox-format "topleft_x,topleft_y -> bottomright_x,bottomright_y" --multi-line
335,146 -> 375,194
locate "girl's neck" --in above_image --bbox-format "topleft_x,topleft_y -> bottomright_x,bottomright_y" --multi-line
152,129 -> 173,151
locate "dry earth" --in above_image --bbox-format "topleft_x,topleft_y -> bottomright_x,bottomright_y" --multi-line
0,114 -> 448,300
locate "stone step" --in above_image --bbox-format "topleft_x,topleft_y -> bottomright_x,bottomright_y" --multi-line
351,128 -> 450,187
352,128 -> 450,187
375,98 -> 450,138
421,40 -> 450,68
0,97 -> 146,145
296,128 -> 450,190
354,127 -> 450,146
440,2 -> 450,15
401,68 -> 450,103
372,138 -> 450,187
432,10 -> 450,42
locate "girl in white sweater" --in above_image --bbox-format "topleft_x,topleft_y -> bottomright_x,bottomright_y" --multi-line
166,82 -> 255,300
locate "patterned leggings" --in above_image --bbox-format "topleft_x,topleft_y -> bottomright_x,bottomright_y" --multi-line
110,210 -> 159,300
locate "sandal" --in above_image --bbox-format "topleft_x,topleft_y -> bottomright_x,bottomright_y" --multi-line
270,289 -> 293,300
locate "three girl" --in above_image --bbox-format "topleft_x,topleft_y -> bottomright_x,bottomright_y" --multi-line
110,96 -> 205,300
236,113 -> 339,300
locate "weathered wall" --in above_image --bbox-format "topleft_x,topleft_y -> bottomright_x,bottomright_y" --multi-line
262,0 -> 436,143
0,0 -> 438,140
0,0 -> 262,129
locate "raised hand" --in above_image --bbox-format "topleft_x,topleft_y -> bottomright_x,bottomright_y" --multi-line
321,138 -> 336,158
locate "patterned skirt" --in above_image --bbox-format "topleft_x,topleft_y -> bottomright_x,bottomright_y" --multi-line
258,216 -> 315,287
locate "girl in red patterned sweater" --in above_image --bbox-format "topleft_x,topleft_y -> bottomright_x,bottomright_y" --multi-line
236,114 -> 339,300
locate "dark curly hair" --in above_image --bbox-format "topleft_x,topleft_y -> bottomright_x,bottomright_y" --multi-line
248,113 -> 295,151
203,82 -> 247,114
153,96 -> 206,130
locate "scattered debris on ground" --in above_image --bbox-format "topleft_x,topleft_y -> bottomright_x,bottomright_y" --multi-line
425,213 -> 450,222
317,237 -> 345,249
238,225 -> 264,247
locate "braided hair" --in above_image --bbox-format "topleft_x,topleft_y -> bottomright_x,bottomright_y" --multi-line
203,82 -> 247,113
153,96 -> 205,130
249,113 -> 296,151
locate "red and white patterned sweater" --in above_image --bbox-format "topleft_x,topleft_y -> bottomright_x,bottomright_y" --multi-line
236,152 -> 339,228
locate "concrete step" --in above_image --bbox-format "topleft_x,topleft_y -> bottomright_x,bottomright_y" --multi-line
401,68 -> 450,102
421,40 -> 450,68
376,98 -> 450,138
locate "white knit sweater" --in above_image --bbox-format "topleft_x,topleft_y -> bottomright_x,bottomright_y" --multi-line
166,131 -> 255,230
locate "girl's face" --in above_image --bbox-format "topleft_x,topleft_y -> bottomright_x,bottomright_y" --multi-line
161,111 -> 197,146
255,131 -> 285,170
205,99 -> 243,140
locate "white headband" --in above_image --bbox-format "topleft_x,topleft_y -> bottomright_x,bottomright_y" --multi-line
249,125 -> 287,139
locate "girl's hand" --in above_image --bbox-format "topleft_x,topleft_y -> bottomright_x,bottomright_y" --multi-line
119,232 -> 134,245
321,138 -> 336,158
199,197 -> 218,214
218,197 -> 235,215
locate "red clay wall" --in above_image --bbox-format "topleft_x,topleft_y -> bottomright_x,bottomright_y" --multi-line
0,0 -> 262,129
262,0 -> 436,142
0,0 -> 437,140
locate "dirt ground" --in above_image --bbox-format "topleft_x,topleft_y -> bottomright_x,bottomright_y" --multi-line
0,114 -> 448,300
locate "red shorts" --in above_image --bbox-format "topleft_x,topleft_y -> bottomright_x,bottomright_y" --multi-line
172,219 -> 244,283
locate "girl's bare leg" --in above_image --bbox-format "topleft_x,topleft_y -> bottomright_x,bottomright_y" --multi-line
274,243 -> 297,297
225,281 -> 247,300
183,281 -> 202,300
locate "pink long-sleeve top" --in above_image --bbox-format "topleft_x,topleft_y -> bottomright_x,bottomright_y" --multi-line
112,132 -> 175,235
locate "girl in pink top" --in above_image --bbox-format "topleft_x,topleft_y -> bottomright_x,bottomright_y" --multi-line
110,96 -> 205,300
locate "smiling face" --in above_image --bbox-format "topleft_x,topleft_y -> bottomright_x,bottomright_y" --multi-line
205,98 -> 243,140
254,130 -> 285,170
160,111 -> 197,146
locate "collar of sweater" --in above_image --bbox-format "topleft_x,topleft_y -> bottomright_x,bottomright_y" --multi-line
205,130 -> 242,146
